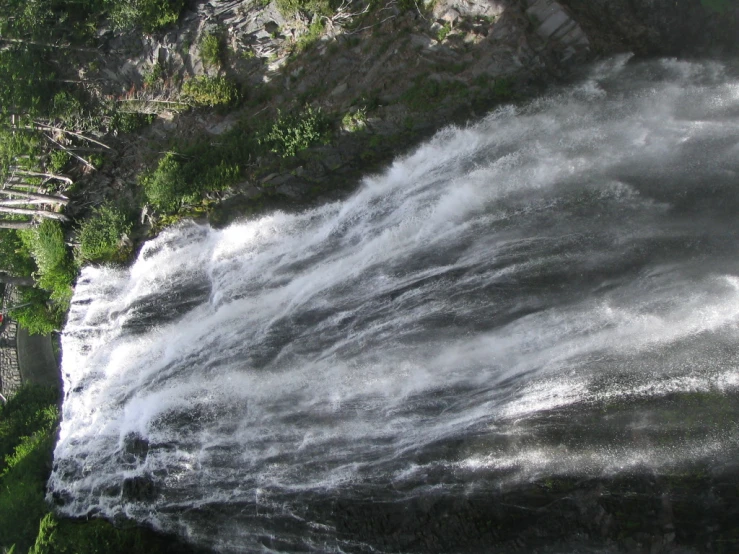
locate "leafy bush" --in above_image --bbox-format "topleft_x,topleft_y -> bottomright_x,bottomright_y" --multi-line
107,0 -> 184,33
78,205 -> 133,264
276,0 -> 334,17
109,111 -> 156,134
20,220 -> 75,308
142,63 -> 165,88
10,286 -> 63,335
48,150 -> 71,174
142,146 -> 240,214
0,384 -> 59,553
0,229 -> 35,278
181,76 -> 238,107
257,106 -> 331,158
140,152 -> 188,212
294,18 -> 325,52
199,32 -> 224,68
0,384 -> 59,471
341,107 -> 367,132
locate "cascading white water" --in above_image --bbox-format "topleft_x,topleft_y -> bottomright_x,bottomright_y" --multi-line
50,57 -> 739,552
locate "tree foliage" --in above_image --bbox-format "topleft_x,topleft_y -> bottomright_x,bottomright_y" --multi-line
78,205 -> 132,264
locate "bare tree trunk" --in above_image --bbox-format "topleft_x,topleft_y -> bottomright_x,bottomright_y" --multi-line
0,36 -> 99,52
27,123 -> 112,150
0,205 -> 68,221
0,188 -> 69,205
13,169 -> 73,184
0,220 -> 33,229
44,134 -> 96,171
0,198 -> 48,206
0,271 -> 34,286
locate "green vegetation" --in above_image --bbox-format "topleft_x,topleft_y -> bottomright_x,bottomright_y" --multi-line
0,384 -> 59,553
182,76 -> 239,107
78,205 -> 133,264
0,384 -> 198,554
294,18 -> 325,52
107,0 -> 184,33
700,0 -> 733,13
20,221 -> 75,308
142,63 -> 165,88
141,144 -> 240,214
199,31 -> 224,68
257,106 -> 331,158
10,287 -> 64,336
341,107 -> 367,132
276,0 -> 334,17
140,152 -> 189,212
437,22 -> 451,42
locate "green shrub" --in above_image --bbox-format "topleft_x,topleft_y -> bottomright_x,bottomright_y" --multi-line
0,384 -> 59,471
0,229 -> 35,278
20,220 -> 75,308
109,111 -> 156,134
341,107 -> 367,132
0,384 -> 59,552
78,205 -> 133,264
257,106 -> 331,158
276,0 -> 333,17
437,22 -> 451,42
50,92 -> 84,122
199,32 -> 223,68
142,63 -> 165,88
294,18 -> 325,52
9,286 -> 63,335
48,150 -> 71,174
140,152 -> 188,212
107,0 -> 184,33
181,76 -> 238,107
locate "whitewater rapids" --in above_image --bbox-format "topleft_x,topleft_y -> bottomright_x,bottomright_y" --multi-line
50,57 -> 739,552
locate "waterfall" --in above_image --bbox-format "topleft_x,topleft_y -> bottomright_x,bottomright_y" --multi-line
50,57 -> 739,552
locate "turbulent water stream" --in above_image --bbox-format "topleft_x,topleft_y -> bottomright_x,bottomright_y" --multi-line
51,58 -> 739,552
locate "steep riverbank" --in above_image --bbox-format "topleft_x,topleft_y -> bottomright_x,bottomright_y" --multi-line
69,0 -> 738,236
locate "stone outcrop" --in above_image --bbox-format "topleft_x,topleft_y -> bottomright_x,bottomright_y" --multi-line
556,0 -> 739,56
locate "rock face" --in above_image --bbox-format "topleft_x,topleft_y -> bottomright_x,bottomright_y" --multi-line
556,0 -> 739,56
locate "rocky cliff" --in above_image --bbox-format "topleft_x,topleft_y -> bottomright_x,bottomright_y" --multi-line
75,0 -> 736,228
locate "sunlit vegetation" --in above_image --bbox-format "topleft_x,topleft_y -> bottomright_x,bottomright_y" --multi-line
0,384 -> 199,554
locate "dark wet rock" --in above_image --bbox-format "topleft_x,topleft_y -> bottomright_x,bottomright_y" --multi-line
122,433 -> 150,461
557,0 -> 739,56
51,489 -> 73,507
122,475 -> 158,502
102,483 -> 122,497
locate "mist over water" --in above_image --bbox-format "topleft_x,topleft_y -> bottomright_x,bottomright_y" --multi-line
51,57 -> 739,552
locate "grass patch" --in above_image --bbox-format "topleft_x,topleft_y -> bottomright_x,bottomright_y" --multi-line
276,0 -> 334,17
182,76 -> 239,107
